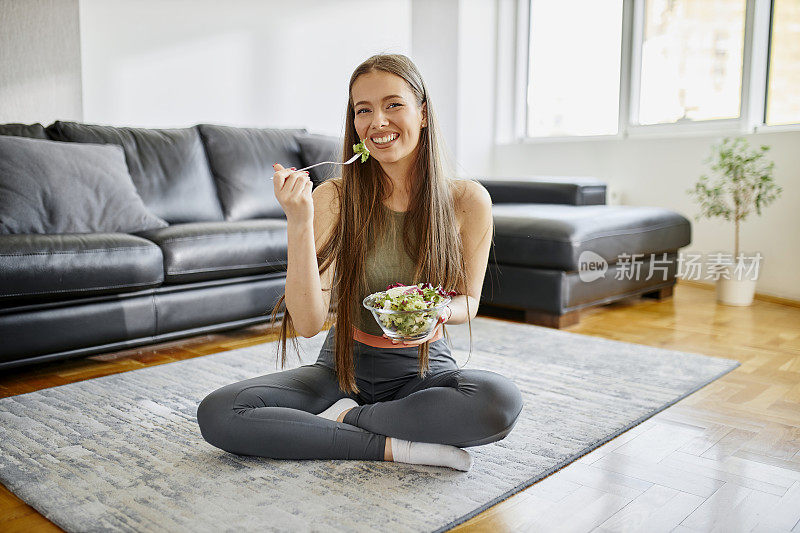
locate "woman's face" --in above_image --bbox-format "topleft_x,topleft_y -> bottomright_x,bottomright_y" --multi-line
351,70 -> 427,167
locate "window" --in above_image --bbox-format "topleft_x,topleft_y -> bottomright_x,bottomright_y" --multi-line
517,0 -> 800,141
765,0 -> 800,125
635,0 -> 747,125
526,0 -> 624,137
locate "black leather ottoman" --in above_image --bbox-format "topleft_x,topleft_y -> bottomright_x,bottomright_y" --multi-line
477,178 -> 691,328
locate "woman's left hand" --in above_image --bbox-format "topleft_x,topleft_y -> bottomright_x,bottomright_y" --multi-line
382,307 -> 450,347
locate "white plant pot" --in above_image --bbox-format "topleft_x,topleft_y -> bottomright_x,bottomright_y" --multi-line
715,259 -> 759,306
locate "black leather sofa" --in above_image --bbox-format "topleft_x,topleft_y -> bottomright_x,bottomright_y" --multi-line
0,121 -> 691,371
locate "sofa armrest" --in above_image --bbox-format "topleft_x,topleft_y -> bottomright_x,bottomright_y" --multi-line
476,177 -> 607,206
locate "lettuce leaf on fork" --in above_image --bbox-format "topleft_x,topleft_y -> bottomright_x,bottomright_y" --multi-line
353,140 -> 370,163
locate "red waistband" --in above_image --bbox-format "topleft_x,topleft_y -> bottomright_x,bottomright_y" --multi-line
352,326 -> 443,348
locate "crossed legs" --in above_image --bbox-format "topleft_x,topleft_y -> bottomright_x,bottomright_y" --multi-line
197,363 -> 523,462
340,368 -> 524,448
197,363 -> 385,460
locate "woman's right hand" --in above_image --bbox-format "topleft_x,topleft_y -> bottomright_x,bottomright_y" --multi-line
273,163 -> 313,224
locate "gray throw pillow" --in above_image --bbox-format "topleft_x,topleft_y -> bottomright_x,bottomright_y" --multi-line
0,136 -> 169,235
295,132 -> 343,186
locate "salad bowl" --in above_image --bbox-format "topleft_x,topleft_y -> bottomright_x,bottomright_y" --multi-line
362,283 -> 454,342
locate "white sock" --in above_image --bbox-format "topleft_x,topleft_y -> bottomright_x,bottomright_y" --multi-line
317,397 -> 359,422
389,437 -> 473,471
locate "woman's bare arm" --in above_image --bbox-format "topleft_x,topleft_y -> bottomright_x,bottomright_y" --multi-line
448,180 -> 493,325
284,179 -> 339,338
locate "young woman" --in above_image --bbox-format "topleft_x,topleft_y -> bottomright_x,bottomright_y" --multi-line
197,54 -> 523,471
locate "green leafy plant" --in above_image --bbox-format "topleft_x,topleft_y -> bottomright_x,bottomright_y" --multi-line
687,137 -> 782,258
353,140 -> 370,163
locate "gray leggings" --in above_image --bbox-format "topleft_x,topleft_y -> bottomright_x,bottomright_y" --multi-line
196,326 -> 524,461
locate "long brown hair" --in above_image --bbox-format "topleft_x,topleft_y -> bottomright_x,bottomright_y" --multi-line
269,53 -> 477,394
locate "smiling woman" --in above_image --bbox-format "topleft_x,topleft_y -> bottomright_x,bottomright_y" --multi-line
351,71 -> 428,190
197,53 -> 523,473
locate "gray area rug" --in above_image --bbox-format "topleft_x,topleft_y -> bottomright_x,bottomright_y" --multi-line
0,317 -> 740,532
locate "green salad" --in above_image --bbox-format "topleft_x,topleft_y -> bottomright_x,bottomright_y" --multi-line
366,282 -> 456,338
353,139 -> 370,163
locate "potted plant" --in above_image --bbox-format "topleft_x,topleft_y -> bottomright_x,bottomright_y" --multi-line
687,137 -> 782,306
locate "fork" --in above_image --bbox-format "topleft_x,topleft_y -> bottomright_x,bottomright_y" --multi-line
270,153 -> 361,179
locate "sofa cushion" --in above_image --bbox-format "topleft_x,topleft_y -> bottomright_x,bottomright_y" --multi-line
132,219 -> 288,284
45,120 -> 224,224
0,233 -> 164,304
491,204 -> 691,271
0,123 -> 48,139
0,136 -> 169,235
197,124 -> 307,221
295,132 -> 342,186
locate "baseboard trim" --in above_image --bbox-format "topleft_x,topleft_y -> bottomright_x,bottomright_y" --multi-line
676,278 -> 800,308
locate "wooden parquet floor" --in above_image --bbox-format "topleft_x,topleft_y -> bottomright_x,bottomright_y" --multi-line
1,279 -> 798,532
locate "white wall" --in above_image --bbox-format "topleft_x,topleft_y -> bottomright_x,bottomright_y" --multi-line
410,0 -> 497,178
0,0 -> 83,124
456,0 -> 497,178
411,0 -> 459,162
79,0 -> 412,134
79,0 -> 498,175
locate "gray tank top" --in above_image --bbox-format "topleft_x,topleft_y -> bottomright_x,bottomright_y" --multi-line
357,204 -> 418,336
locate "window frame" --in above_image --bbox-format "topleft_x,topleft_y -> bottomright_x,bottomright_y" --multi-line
516,0 -> 800,145
756,0 -> 800,131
